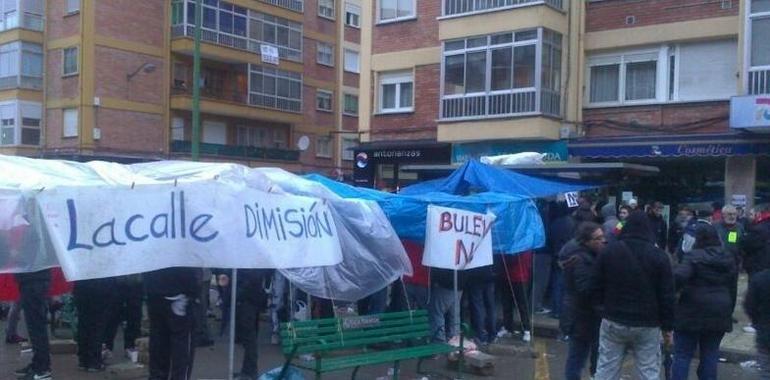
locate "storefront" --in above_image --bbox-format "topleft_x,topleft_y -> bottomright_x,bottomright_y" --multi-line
451,140 -> 569,164
353,140 -> 452,189
569,132 -> 770,208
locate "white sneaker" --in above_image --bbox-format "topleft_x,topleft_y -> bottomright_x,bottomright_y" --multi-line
743,325 -> 757,334
522,330 -> 531,342
496,328 -> 512,338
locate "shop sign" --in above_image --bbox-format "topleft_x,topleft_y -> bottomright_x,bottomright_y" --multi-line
452,140 -> 568,164
730,95 -> 770,130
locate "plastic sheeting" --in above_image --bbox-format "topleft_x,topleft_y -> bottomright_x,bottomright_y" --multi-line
399,160 -> 596,198
305,174 -> 545,254
0,155 -> 411,302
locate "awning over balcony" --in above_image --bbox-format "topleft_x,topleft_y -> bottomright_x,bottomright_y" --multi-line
568,132 -> 770,159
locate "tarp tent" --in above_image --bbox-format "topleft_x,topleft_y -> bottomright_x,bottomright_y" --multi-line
399,159 -> 596,197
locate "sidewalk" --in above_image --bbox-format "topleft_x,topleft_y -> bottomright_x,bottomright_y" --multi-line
529,273 -> 759,363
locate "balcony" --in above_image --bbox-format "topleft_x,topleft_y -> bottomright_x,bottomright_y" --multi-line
0,12 -> 44,32
170,140 -> 300,161
0,75 -> 42,91
442,0 -> 563,18
259,0 -> 303,13
749,67 -> 770,95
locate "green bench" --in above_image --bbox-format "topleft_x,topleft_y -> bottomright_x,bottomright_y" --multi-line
277,309 -> 465,380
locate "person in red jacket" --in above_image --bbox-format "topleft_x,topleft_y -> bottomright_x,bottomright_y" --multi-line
496,251 -> 533,342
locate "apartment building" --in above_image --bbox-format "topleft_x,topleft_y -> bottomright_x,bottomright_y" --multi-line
0,0 -> 359,177
358,0 -> 770,206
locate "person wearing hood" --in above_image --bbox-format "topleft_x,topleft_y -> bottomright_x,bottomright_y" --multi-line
560,222 -> 606,380
669,207 -> 695,254
593,211 -> 675,380
671,224 -> 738,380
741,204 -> 770,278
601,204 -> 619,244
647,201 -> 668,250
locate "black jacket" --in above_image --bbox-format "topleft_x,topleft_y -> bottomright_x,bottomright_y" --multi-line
594,237 -> 676,331
213,268 -> 271,306
431,267 -> 466,290
559,240 -> 600,340
143,267 -> 202,297
674,246 -> 738,333
648,213 -> 668,250
741,220 -> 770,275
745,268 -> 770,331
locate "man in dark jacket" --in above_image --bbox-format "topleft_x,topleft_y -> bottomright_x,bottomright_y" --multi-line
593,211 -> 676,380
428,267 -> 466,343
560,222 -> 606,380
74,277 -> 117,372
13,269 -> 53,380
647,201 -> 668,250
745,264 -> 770,380
144,267 -> 203,380
741,204 -> 770,277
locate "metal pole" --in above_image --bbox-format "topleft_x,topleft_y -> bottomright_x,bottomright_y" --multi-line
191,0 -> 202,161
453,269 -> 459,340
228,269 -> 238,380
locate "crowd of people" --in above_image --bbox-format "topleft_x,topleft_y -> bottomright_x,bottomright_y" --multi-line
1,198 -> 769,380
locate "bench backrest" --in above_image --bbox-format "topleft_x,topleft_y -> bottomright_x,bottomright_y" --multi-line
280,309 -> 430,355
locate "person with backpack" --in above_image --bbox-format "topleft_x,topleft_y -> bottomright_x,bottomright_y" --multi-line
671,224 -> 738,380
593,211 -> 676,380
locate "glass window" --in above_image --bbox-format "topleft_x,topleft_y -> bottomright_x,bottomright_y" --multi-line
63,108 -> 79,137
67,0 -> 80,14
625,61 -> 657,101
344,49 -> 359,73
316,90 -> 333,111
751,17 -> 770,66
443,55 -> 465,95
589,64 -> 620,103
248,64 -> 302,112
345,3 -> 361,27
465,52 -> 486,93
344,93 -> 359,115
319,0 -> 335,19
342,138 -> 357,160
513,45 -> 536,88
63,47 -> 78,76
379,71 -> 413,112
316,136 -> 332,157
317,42 -> 334,66
491,47 -> 512,91
379,0 -> 414,22
752,0 -> 770,13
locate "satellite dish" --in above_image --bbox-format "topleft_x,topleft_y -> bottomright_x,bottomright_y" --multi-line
297,135 -> 310,151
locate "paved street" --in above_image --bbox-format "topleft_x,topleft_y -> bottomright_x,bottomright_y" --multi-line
0,317 -> 764,380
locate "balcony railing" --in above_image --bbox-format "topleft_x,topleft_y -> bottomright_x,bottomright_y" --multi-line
170,140 -> 300,161
171,25 -> 302,62
749,67 -> 770,95
0,12 -> 44,32
0,75 -> 42,91
443,0 -> 563,17
172,86 -> 247,104
441,89 -> 542,120
259,0 -> 303,13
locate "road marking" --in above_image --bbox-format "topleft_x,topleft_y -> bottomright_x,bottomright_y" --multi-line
535,340 -> 550,380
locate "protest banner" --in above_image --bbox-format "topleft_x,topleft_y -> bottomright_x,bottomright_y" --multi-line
422,205 -> 496,270
35,182 -> 342,281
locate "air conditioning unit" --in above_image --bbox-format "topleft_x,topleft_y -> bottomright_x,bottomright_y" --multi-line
560,126 -> 577,139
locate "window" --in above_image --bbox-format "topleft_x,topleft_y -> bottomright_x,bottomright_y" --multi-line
249,64 -> 303,112
443,0 -> 563,16
63,47 -> 78,76
273,129 -> 288,148
345,3 -> 361,27
319,0 -> 335,19
441,29 -> 551,119
343,93 -> 358,115
316,136 -> 332,157
379,71 -> 413,113
378,0 -> 415,23
0,101 -> 42,146
63,108 -> 79,138
173,63 -> 189,89
248,10 -> 303,62
674,40 -> 737,101
0,103 -> 14,145
587,52 -> 658,105
0,42 -> 43,90
236,126 -> 268,147
317,42 -> 334,66
0,0 -> 17,30
316,90 -> 333,112
66,0 -> 80,14
341,138 -> 357,160
172,117 -> 185,141
749,1 -> 770,94
344,49 -> 359,73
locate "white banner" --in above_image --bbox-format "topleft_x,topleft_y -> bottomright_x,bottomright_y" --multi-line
422,205 -> 496,270
36,182 -> 342,280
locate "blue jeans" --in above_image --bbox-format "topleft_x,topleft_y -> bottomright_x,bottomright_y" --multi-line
468,281 -> 496,344
565,336 -> 599,380
672,330 -> 724,380
428,285 -> 461,342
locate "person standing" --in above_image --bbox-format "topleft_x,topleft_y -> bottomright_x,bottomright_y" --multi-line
13,269 -> 52,380
74,277 -> 116,372
671,224 -> 737,380
593,211 -> 676,380
560,222 -> 606,380
600,203 -> 619,244
744,264 -> 770,380
221,269 -> 270,380
4,302 -> 27,344
402,240 -> 430,310
742,204 -> 770,278
647,201 -> 668,250
466,263 -> 496,346
428,267 -> 465,343
497,251 -> 533,342
144,267 -> 202,380
102,274 -> 144,359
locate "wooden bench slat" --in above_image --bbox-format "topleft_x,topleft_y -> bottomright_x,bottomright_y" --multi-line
319,343 -> 457,372
280,316 -> 429,340
282,322 -> 430,348
279,310 -> 427,329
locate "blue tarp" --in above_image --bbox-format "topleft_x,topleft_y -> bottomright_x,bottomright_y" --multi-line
399,160 -> 596,197
305,174 -> 544,254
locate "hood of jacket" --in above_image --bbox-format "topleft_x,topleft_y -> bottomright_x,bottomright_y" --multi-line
601,203 -> 616,219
